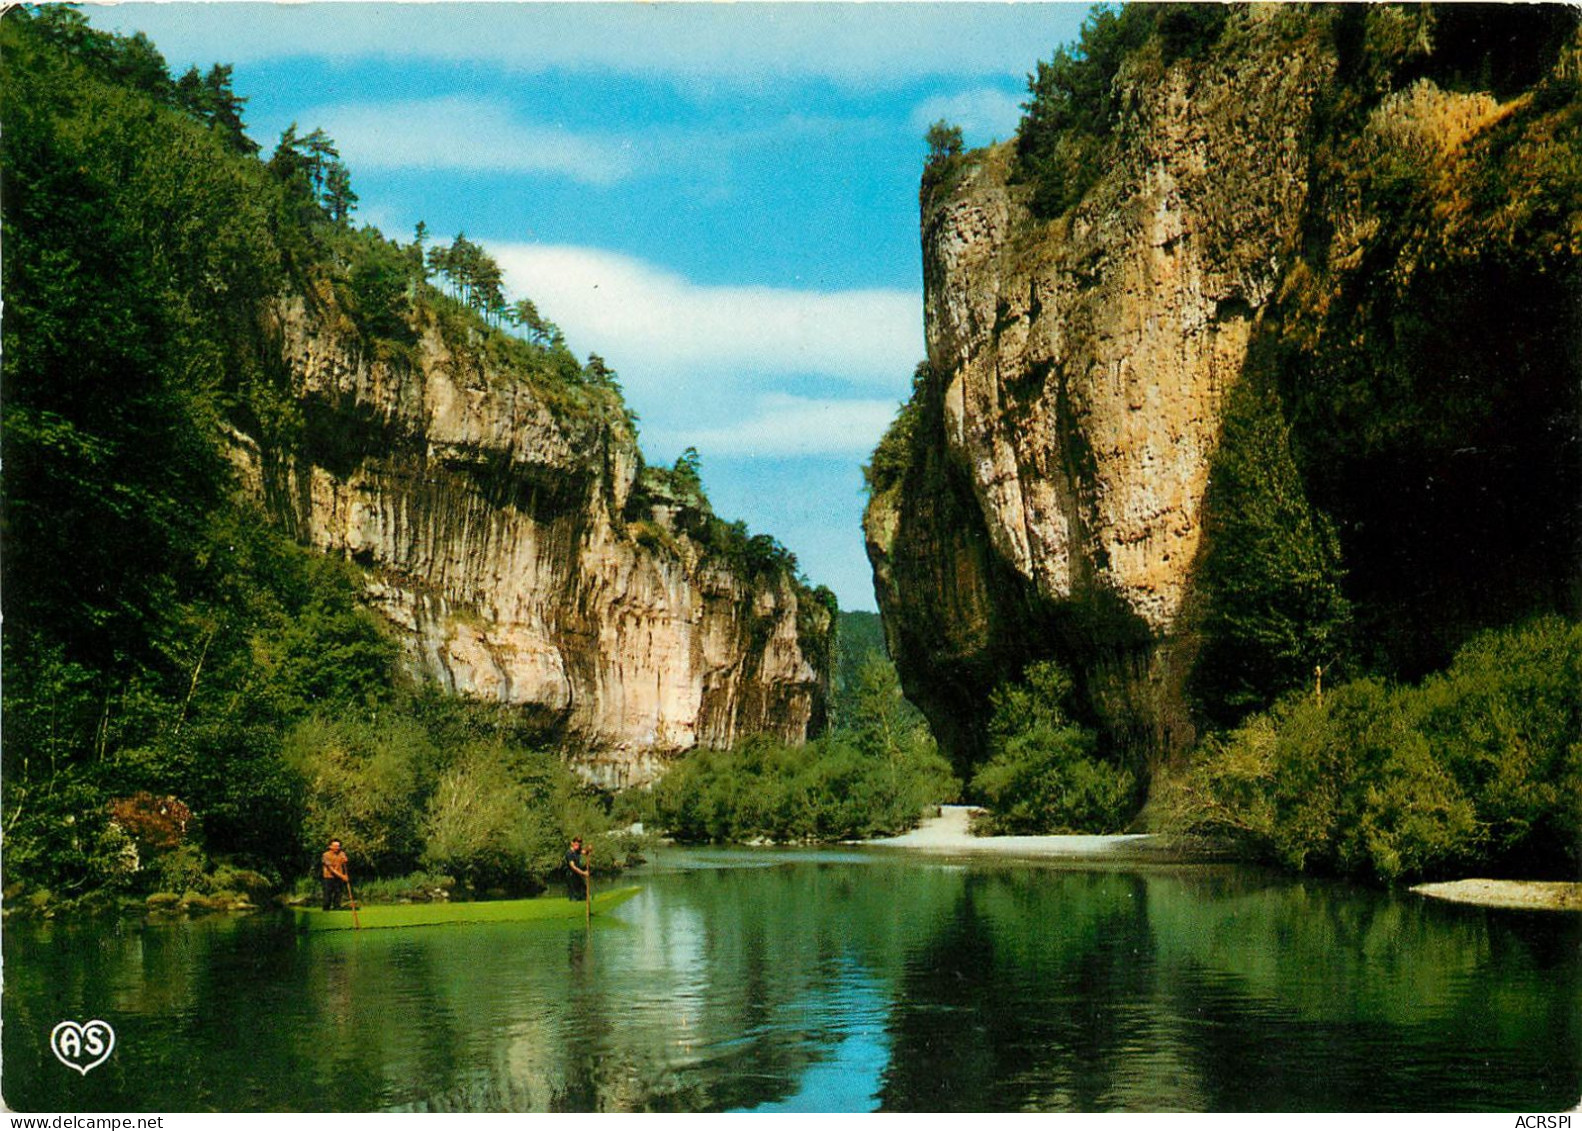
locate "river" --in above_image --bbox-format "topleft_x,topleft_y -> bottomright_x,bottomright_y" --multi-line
4,848 -> 1578,1112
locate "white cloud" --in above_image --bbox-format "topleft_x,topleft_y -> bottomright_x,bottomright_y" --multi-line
910,87 -> 1025,142
301,97 -> 635,183
304,98 -> 888,183
651,394 -> 902,459
90,4 -> 1088,86
489,242 -> 922,394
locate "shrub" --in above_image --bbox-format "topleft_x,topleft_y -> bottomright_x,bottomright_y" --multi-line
89,821 -> 143,890
864,362 -> 930,497
972,718 -> 1135,835
152,842 -> 209,895
1417,616 -> 1582,870
925,120 -> 964,165
1264,680 -> 1477,881
340,226 -> 417,345
339,871 -> 456,904
419,743 -> 568,891
1163,618 -> 1580,882
971,661 -> 1135,834
281,714 -> 438,875
107,792 -> 193,852
651,723 -> 955,846
204,862 -> 277,899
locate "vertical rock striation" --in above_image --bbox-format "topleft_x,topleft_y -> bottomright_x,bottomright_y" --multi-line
227,296 -> 830,787
867,5 -> 1582,783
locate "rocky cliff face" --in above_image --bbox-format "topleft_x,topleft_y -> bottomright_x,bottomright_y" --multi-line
227,296 -> 830,787
867,5 -> 1582,780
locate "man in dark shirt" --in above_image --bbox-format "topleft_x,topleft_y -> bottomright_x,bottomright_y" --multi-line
564,837 -> 589,901
321,838 -> 350,911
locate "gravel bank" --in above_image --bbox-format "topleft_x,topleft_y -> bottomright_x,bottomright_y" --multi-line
866,805 -> 1226,863
1410,878 -> 1582,913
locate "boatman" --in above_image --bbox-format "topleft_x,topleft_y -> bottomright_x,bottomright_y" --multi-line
321,838 -> 350,911
564,837 -> 590,901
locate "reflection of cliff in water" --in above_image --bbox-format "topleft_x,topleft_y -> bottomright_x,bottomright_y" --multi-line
878,867 -> 1580,1112
877,870 -> 1179,1111
2,858 -> 1577,1112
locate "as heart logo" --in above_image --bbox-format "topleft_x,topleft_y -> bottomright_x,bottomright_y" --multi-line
50,1020 -> 115,1075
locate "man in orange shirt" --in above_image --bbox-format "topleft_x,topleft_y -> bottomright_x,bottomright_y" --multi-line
321,838 -> 350,911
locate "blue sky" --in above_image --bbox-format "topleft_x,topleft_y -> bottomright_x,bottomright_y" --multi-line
86,2 -> 1089,611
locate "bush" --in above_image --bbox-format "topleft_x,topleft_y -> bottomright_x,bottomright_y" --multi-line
152,842 -> 209,895
1417,616 -> 1582,869
338,226 -> 417,345
863,362 -> 930,497
204,861 -> 277,899
281,714 -> 438,875
1262,680 -> 1477,881
335,871 -> 455,904
651,723 -> 956,846
971,661 -> 1134,834
419,742 -> 569,891
1162,618 -> 1580,882
972,728 -> 1136,835
107,792 -> 193,852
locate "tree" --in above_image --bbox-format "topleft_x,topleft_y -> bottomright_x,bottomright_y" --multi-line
1192,379 -> 1351,725
673,446 -> 703,491
174,64 -> 257,156
268,124 -> 353,221
509,297 -> 563,347
347,233 -> 414,342
925,119 -> 963,165
1014,5 -> 1157,217
584,353 -> 618,387
322,163 -> 357,224
109,32 -> 172,99
972,661 -> 1134,833
427,233 -> 513,324
471,252 -> 504,322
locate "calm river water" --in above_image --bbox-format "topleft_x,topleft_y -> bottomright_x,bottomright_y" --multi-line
4,848 -> 1579,1112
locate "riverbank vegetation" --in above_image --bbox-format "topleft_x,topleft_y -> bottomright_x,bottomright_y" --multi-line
971,662 -> 1134,836
643,615 -> 957,844
0,6 -> 809,917
1159,617 -> 1581,884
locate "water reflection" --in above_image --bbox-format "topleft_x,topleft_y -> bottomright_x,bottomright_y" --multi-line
3,852 -> 1577,1112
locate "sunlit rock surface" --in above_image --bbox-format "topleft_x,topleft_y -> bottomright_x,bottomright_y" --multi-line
867,7 -> 1582,777
227,297 -> 830,786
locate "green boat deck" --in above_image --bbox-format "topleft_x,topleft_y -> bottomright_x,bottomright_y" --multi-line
292,886 -> 641,932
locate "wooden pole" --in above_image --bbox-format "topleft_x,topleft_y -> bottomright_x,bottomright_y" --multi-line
345,877 -> 361,931
584,845 -> 593,925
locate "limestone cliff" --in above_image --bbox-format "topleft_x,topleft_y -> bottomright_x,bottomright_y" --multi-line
227,293 -> 831,787
866,4 -> 1582,782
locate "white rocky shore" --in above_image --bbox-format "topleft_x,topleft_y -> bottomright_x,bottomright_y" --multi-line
866,805 -> 1218,862
872,808 -> 1582,913
1409,878 -> 1582,913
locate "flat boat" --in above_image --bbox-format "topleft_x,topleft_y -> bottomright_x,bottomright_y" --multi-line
292,886 -> 641,932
